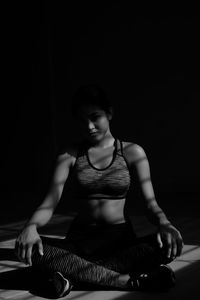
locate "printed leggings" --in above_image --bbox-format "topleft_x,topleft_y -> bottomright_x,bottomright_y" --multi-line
31,222 -> 172,289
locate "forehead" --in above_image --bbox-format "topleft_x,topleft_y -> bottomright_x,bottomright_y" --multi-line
77,104 -> 105,118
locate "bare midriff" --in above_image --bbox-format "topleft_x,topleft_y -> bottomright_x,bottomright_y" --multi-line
73,198 -> 126,226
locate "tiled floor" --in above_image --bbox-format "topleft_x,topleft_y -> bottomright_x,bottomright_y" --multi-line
0,214 -> 200,300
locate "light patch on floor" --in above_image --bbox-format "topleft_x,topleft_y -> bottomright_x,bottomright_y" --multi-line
169,244 -> 200,272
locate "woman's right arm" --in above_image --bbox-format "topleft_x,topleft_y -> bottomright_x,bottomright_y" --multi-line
15,150 -> 76,266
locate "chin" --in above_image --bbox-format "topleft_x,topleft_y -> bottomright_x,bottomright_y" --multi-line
88,134 -> 103,143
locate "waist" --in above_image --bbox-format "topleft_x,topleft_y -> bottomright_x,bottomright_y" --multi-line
72,216 -> 126,227
69,217 -> 132,232
74,194 -> 127,200
66,218 -> 137,258
75,197 -> 126,224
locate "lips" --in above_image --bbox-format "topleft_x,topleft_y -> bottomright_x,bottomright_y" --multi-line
88,131 -> 99,137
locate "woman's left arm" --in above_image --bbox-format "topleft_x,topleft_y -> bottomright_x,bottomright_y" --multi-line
124,143 -> 184,259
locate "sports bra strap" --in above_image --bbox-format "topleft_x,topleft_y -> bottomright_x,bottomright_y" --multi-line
117,140 -> 131,169
120,140 -> 124,155
115,139 -> 124,156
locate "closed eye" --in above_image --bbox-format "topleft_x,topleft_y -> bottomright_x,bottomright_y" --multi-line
90,114 -> 101,121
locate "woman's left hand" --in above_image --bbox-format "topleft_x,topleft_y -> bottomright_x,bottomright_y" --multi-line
157,223 -> 184,259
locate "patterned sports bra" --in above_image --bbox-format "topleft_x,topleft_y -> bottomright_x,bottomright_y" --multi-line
69,139 -> 131,200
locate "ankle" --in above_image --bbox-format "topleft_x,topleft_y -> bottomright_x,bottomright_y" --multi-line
117,274 -> 132,289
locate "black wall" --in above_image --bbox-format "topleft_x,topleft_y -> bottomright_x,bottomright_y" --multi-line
1,3 -> 200,223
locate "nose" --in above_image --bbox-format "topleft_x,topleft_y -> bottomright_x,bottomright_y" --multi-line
88,120 -> 95,131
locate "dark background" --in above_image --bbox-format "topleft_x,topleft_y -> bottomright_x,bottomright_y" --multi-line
1,2 -> 200,223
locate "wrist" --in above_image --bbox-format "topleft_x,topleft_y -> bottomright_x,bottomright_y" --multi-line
23,222 -> 38,231
158,220 -> 172,229
156,212 -> 171,228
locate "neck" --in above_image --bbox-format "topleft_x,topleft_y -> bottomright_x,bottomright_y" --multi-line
88,132 -> 115,149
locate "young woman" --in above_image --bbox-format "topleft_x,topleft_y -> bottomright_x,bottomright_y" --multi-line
15,85 -> 184,297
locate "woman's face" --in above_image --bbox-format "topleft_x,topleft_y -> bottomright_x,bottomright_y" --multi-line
76,104 -> 112,143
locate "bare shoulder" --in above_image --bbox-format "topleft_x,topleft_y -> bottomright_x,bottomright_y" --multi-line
56,142 -> 79,168
122,141 -> 147,165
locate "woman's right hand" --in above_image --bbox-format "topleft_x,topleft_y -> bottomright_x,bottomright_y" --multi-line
15,224 -> 43,266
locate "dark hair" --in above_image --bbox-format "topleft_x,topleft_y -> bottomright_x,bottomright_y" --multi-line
71,84 -> 113,116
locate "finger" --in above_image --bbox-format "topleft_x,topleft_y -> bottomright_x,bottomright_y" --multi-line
15,240 -> 21,259
17,243 -> 25,262
171,239 -> 177,259
26,245 -> 33,266
21,246 -> 26,261
37,239 -> 44,256
176,235 -> 184,256
166,234 -> 172,258
157,232 -> 163,248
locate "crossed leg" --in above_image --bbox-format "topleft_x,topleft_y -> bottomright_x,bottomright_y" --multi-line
31,234 -> 172,289
31,238 -> 128,289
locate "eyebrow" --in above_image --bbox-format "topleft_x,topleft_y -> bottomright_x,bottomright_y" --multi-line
78,109 -> 103,120
87,111 -> 101,117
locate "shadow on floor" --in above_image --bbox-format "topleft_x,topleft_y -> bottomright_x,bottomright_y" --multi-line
0,266 -> 60,299
0,248 -> 18,261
